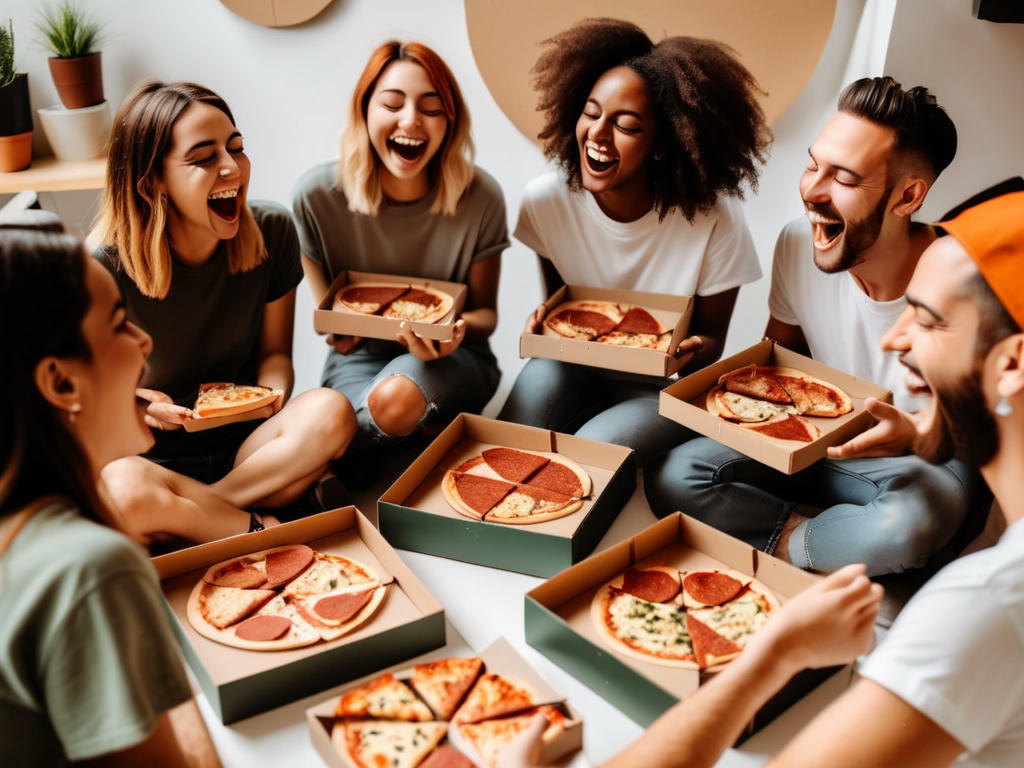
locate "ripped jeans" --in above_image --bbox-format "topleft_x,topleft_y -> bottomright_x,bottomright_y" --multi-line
322,340 -> 500,453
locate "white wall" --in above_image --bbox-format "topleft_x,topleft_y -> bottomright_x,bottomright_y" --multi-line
3,0 -> 1022,408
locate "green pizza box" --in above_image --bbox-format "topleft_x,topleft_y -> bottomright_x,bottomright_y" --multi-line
378,413 -> 636,578
659,339 -> 892,474
524,512 -> 852,741
154,506 -> 446,724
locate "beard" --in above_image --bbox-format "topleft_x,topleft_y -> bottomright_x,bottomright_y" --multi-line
812,184 -> 893,274
914,365 -> 1001,468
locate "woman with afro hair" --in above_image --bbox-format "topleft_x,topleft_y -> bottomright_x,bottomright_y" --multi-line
498,18 -> 770,466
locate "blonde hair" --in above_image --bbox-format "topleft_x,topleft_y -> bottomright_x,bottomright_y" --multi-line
91,81 -> 266,299
340,41 -> 474,216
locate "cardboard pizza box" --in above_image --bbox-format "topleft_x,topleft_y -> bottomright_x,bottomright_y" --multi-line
525,512 -> 854,741
659,339 -> 893,474
519,284 -> 694,377
314,269 -> 468,342
378,413 -> 636,578
154,506 -> 446,724
181,389 -> 283,433
306,636 -> 583,768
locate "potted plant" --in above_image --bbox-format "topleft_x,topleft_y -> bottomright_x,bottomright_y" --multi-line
37,0 -> 103,109
0,19 -> 33,172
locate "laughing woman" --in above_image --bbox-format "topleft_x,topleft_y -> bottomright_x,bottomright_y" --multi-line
92,81 -> 356,546
293,41 -> 507,460
497,18 -> 769,465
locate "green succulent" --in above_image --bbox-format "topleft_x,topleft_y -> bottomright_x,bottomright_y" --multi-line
0,20 -> 14,87
36,1 -> 101,59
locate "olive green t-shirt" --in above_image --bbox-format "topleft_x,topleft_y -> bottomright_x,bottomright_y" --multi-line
0,502 -> 191,765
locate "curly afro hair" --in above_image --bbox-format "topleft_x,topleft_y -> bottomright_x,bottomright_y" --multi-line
532,18 -> 771,221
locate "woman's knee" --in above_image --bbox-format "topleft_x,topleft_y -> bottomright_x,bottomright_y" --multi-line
302,387 -> 357,452
367,374 -> 427,436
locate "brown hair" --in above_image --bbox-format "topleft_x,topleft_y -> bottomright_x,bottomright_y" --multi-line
532,18 -> 770,221
340,41 -> 474,216
91,81 -> 266,298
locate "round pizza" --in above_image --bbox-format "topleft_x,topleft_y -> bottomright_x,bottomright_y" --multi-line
186,544 -> 389,651
543,300 -> 672,351
334,282 -> 412,315
441,447 -> 592,525
193,382 -> 279,418
590,565 -> 780,670
332,282 -> 455,324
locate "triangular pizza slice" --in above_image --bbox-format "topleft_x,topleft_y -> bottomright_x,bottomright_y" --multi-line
458,705 -> 568,768
452,673 -> 537,724
480,447 -> 550,483
335,672 -> 435,721
718,365 -> 793,405
442,472 -> 517,520
685,613 -> 742,668
411,656 -> 485,720
334,719 -> 448,768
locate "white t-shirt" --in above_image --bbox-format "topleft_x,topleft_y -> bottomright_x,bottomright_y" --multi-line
514,171 -> 762,297
768,218 -> 926,412
860,516 -> 1024,766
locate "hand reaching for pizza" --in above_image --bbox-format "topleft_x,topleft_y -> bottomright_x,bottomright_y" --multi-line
750,563 -> 883,677
327,334 -> 364,355
673,334 -> 704,365
495,713 -> 555,768
524,304 -> 547,335
136,388 -> 194,431
397,318 -> 466,361
826,397 -> 919,459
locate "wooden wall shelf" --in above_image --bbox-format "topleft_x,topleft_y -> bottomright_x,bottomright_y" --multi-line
0,156 -> 105,194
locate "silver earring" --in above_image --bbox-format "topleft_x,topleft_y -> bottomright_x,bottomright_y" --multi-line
995,396 -> 1013,417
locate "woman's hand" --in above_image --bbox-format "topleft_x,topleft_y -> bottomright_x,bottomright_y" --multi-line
328,334 -> 364,355
673,335 -> 704,367
523,304 -> 547,334
827,397 -> 918,459
137,388 -> 193,431
396,319 -> 466,361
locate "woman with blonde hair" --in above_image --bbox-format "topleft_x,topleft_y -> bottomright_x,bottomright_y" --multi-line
93,81 -> 356,545
293,41 -> 507,462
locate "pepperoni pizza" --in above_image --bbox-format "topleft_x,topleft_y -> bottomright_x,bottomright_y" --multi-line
186,544 -> 389,651
543,299 -> 673,352
333,282 -> 455,324
441,447 -> 592,525
193,382 -> 279,419
591,566 -> 780,669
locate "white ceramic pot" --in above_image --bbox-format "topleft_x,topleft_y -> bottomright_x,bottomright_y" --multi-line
37,101 -> 111,161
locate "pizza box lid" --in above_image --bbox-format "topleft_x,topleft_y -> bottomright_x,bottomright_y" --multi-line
525,512 -> 853,734
181,389 -> 283,432
314,269 -> 467,342
378,414 -> 635,577
658,339 -> 893,474
154,506 -> 445,723
306,636 -> 583,768
519,284 -> 694,377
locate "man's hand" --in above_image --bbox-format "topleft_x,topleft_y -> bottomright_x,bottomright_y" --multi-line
137,388 -> 193,431
523,304 -> 547,335
328,334 -> 364,355
397,319 -> 466,361
827,397 -> 919,459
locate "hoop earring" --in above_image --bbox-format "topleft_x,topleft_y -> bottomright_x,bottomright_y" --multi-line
995,396 -> 1013,417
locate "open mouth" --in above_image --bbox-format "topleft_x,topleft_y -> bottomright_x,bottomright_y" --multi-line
806,209 -> 844,250
387,135 -> 428,162
584,142 -> 617,174
900,359 -> 932,397
208,188 -> 240,220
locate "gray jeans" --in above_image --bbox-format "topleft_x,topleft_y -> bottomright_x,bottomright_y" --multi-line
645,436 -> 991,576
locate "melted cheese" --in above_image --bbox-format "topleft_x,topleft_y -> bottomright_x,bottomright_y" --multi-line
608,593 -> 692,657
687,593 -> 769,647
349,722 -> 446,768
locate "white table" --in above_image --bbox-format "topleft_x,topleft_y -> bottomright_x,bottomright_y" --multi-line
197,476 -> 859,767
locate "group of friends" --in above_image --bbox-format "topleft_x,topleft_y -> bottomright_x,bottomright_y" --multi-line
1,15 -> 1022,768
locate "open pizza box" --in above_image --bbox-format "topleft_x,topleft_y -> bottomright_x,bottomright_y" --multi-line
659,339 -> 893,474
525,512 -> 854,741
153,506 -> 446,724
519,284 -> 694,377
314,269 -> 468,342
181,390 -> 283,433
378,413 -> 636,578
307,636 -> 583,768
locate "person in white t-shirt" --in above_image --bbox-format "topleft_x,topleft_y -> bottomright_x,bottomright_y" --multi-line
647,77 -> 991,576
497,19 -> 767,465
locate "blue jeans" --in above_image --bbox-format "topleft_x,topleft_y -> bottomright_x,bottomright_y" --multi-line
496,358 -> 695,466
323,340 -> 500,452
644,437 -> 991,576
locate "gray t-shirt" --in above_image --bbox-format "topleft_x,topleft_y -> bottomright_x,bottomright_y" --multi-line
291,161 -> 509,283
0,502 -> 191,765
98,201 -> 303,406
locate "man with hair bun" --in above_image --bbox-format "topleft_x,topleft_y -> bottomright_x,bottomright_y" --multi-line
648,76 -> 991,577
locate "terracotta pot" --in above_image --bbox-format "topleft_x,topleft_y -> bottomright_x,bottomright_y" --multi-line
48,51 -> 104,109
0,74 -> 33,171
0,132 -> 33,172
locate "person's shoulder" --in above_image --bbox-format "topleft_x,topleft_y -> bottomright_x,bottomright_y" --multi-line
774,218 -> 813,264
292,160 -> 343,203
465,165 -> 506,205
92,243 -> 121,272
523,169 -> 566,200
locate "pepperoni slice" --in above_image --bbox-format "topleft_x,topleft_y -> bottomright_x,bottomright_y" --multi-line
341,285 -> 409,306
683,571 -> 744,606
482,447 -> 550,483
686,613 -> 741,668
206,560 -> 267,588
613,306 -> 664,335
524,461 -> 583,498
551,308 -> 618,336
264,545 -> 315,588
314,588 -> 376,622
234,614 -> 292,641
622,568 -> 680,603
419,745 -> 477,768
453,473 -> 516,515
748,414 -> 816,442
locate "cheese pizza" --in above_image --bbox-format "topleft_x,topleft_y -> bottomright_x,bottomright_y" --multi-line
333,282 -> 455,324
193,382 -> 279,419
440,447 -> 591,525
591,566 -> 779,669
543,299 -> 673,351
186,544 -> 389,651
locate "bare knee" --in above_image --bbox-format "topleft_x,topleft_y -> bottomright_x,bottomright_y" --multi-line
367,374 -> 427,436
305,387 -> 357,456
